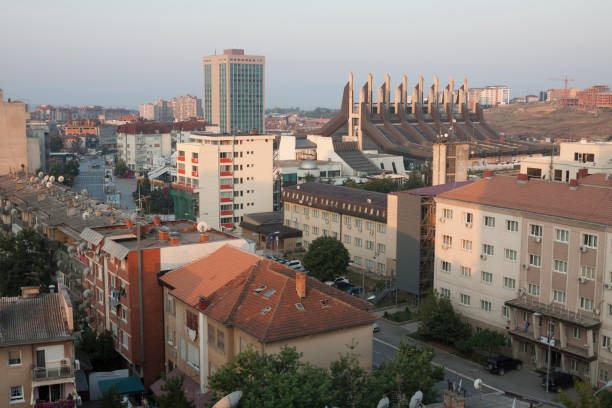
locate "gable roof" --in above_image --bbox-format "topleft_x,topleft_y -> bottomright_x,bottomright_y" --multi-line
437,175 -> 612,226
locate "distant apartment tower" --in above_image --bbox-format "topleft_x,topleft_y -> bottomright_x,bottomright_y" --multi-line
169,95 -> 203,122
172,132 -> 273,230
0,90 -> 28,175
203,49 -> 265,134
432,142 -> 469,186
140,103 -> 156,120
467,86 -> 510,110
116,122 -> 171,172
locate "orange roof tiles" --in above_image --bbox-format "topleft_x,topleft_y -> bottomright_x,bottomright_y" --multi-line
160,246 -> 376,342
438,175 -> 612,226
580,173 -> 612,189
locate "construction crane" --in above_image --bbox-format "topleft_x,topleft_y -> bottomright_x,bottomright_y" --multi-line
549,75 -> 575,107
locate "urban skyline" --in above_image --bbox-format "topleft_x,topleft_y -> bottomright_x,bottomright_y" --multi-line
1,0 -> 611,109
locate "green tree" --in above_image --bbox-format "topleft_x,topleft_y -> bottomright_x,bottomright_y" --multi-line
50,135 -> 64,152
302,236 -> 349,281
329,344 -> 379,408
362,178 -> 397,193
77,329 -> 121,371
154,375 -> 194,408
342,178 -> 360,188
114,159 -> 128,177
0,228 -> 55,297
207,346 -> 334,408
303,173 -> 317,182
416,290 -> 472,346
100,384 -> 128,408
48,159 -> 80,187
468,328 -> 506,358
557,380 -> 608,408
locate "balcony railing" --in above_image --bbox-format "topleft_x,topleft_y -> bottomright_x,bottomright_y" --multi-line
178,169 -> 185,175
220,171 -> 232,177
220,184 -> 232,190
220,197 -> 232,203
219,158 -> 232,163
192,171 -> 199,177
191,158 -> 199,163
178,156 -> 185,162
33,362 -> 74,381
35,400 -> 76,408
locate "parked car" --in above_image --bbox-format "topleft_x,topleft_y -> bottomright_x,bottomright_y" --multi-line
373,322 -> 380,333
325,276 -> 350,286
541,371 -> 574,392
332,281 -> 354,292
485,356 -> 522,375
347,287 -> 363,297
286,260 -> 302,268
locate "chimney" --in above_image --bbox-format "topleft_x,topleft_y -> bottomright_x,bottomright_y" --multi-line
158,227 -> 169,240
21,286 -> 40,298
169,232 -> 179,246
483,170 -> 493,179
153,216 -> 161,225
569,179 -> 579,190
198,295 -> 207,311
296,271 -> 306,298
517,173 -> 528,184
200,233 -> 210,242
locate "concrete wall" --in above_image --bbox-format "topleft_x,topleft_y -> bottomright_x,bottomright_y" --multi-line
0,97 -> 28,175
389,193 -> 422,295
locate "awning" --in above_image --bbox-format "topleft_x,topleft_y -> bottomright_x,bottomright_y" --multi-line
150,368 -> 209,407
98,376 -> 144,395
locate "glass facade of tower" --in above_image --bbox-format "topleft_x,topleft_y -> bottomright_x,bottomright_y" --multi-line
229,63 -> 264,134
219,63 -> 227,132
204,64 -> 212,122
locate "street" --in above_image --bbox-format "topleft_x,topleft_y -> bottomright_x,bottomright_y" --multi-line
74,156 -> 136,211
373,319 -> 574,404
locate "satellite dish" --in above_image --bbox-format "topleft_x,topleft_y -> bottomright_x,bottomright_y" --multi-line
38,171 -> 43,178
43,175 -> 49,182
82,212 -> 90,220
474,378 -> 483,390
10,208 -> 18,216
29,176 -> 35,182
197,221 -> 209,232
408,391 -> 423,408
81,189 -> 88,195
211,391 -> 243,408
58,176 -> 65,183
46,182 -> 52,188
34,177 -> 40,183
49,176 -> 55,182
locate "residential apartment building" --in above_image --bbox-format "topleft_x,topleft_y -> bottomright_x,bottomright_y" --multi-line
139,103 -> 156,121
520,139 -> 612,181
159,245 -> 376,394
76,219 -> 252,386
1,285 -> 76,407
116,122 -> 171,173
169,95 -> 203,122
434,173 -> 612,386
577,85 -> 612,109
203,49 -> 265,134
0,89 -> 28,175
467,86 -> 510,110
172,132 -> 273,230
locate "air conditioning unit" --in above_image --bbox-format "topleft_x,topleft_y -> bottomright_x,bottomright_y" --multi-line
480,254 -> 487,260
465,223 -> 473,228
580,246 -> 587,253
578,277 -> 586,283
535,237 -> 542,243
604,283 -> 612,290
439,217 -> 446,223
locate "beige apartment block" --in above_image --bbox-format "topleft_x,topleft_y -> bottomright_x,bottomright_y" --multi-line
0,90 -> 28,175
434,173 -> 612,386
175,132 -> 273,230
116,122 -> 171,173
521,139 -> 612,181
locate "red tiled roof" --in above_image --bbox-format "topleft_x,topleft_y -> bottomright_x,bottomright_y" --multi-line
117,121 -> 169,134
437,175 -> 612,226
161,246 -> 376,342
580,173 -> 612,188
170,119 -> 207,132
394,181 -> 473,197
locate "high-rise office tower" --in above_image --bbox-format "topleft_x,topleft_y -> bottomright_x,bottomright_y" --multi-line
203,49 -> 265,134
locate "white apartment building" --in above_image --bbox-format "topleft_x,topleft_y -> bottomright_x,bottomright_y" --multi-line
175,132 -> 273,230
434,173 -> 612,386
116,122 -> 172,173
521,139 -> 612,181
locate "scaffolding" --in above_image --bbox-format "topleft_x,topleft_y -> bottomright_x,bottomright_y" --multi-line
418,195 -> 435,296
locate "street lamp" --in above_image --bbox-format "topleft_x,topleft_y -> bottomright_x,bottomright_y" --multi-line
533,312 -> 554,393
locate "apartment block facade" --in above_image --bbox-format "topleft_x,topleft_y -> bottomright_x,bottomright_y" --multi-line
116,122 -> 171,172
203,49 -> 265,134
0,286 -> 76,408
434,174 -> 612,386
169,95 -> 203,122
173,132 -> 273,230
76,219 -> 251,386
0,90 -> 28,175
159,246 -> 376,394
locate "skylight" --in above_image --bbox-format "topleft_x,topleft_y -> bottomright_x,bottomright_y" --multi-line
295,303 -> 305,311
263,289 -> 276,299
254,285 -> 267,293
261,306 -> 272,315
320,298 -> 331,309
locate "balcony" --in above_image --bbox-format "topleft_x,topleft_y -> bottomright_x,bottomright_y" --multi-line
220,184 -> 232,190
220,210 -> 233,216
178,168 -> 185,175
191,171 -> 199,177
178,156 -> 185,162
505,297 -> 601,329
220,197 -> 233,203
220,158 -> 232,163
220,171 -> 232,177
32,361 -> 74,383
221,223 -> 234,229
191,157 -> 199,163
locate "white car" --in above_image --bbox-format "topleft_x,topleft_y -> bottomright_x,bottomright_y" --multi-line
286,260 -> 302,268
324,276 -> 349,286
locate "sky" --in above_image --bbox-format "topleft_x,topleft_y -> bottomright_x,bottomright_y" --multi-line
1,0 -> 611,110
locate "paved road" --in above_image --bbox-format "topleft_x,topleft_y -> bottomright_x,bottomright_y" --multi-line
373,319 -> 575,404
74,156 -> 136,211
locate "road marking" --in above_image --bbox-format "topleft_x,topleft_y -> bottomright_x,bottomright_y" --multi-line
373,338 -> 503,393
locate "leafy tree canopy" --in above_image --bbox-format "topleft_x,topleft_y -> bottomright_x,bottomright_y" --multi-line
557,380 -> 612,408
467,328 -> 506,357
302,236 -> 349,281
101,384 -> 128,408
50,135 -> 64,152
417,290 -> 472,346
154,375 -> 195,408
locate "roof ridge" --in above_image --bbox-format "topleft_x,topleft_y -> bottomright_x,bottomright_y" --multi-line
225,260 -> 262,325
262,264 -> 290,340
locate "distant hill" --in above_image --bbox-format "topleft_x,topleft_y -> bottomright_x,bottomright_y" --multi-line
485,103 -> 612,141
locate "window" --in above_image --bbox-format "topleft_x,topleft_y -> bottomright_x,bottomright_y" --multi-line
482,244 -> 494,256
344,235 -> 351,244
312,209 -> 319,217
581,265 -> 595,280
217,328 -> 225,352
603,336 -> 611,349
97,289 -> 103,305
556,228 -> 569,243
442,235 -> 452,248
530,224 -> 543,237
354,237 -> 362,247
187,343 -> 199,369
208,324 -> 215,345
529,254 -> 541,267
461,239 -> 472,251
573,327 -> 581,339
355,219 -> 362,229
441,261 -> 451,273
580,297 -> 594,311
345,217 -> 351,225
502,306 -> 510,319
503,277 -> 516,289
600,369 -> 609,382
186,310 -> 198,331
332,213 -> 339,222
366,240 -> 374,250
377,243 -> 386,253
303,207 -> 309,215
8,350 -> 21,366
378,224 -> 386,233
167,327 -> 174,345
583,233 -> 598,248
365,259 -> 374,270
10,386 -> 24,403
122,330 -> 129,350
506,220 -> 519,232
443,208 -> 453,219
553,290 -> 566,304
121,307 -> 128,322
312,226 -> 319,235
367,221 -> 374,231
528,283 -> 540,296
460,294 -> 471,306
464,212 -> 473,224
505,249 -> 517,261
377,263 -> 386,274
353,256 -> 362,265
484,216 -> 495,227
481,271 -> 493,284
569,358 -> 578,373
481,300 -> 492,312
554,260 -> 568,274
461,266 -> 472,277
323,229 -> 329,237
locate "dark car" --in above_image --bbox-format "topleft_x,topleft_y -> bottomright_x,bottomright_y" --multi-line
541,371 -> 574,392
332,281 -> 354,292
347,287 -> 363,297
485,356 -> 522,375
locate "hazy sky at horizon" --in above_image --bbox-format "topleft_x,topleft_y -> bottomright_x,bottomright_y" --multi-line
1,0 -> 611,110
